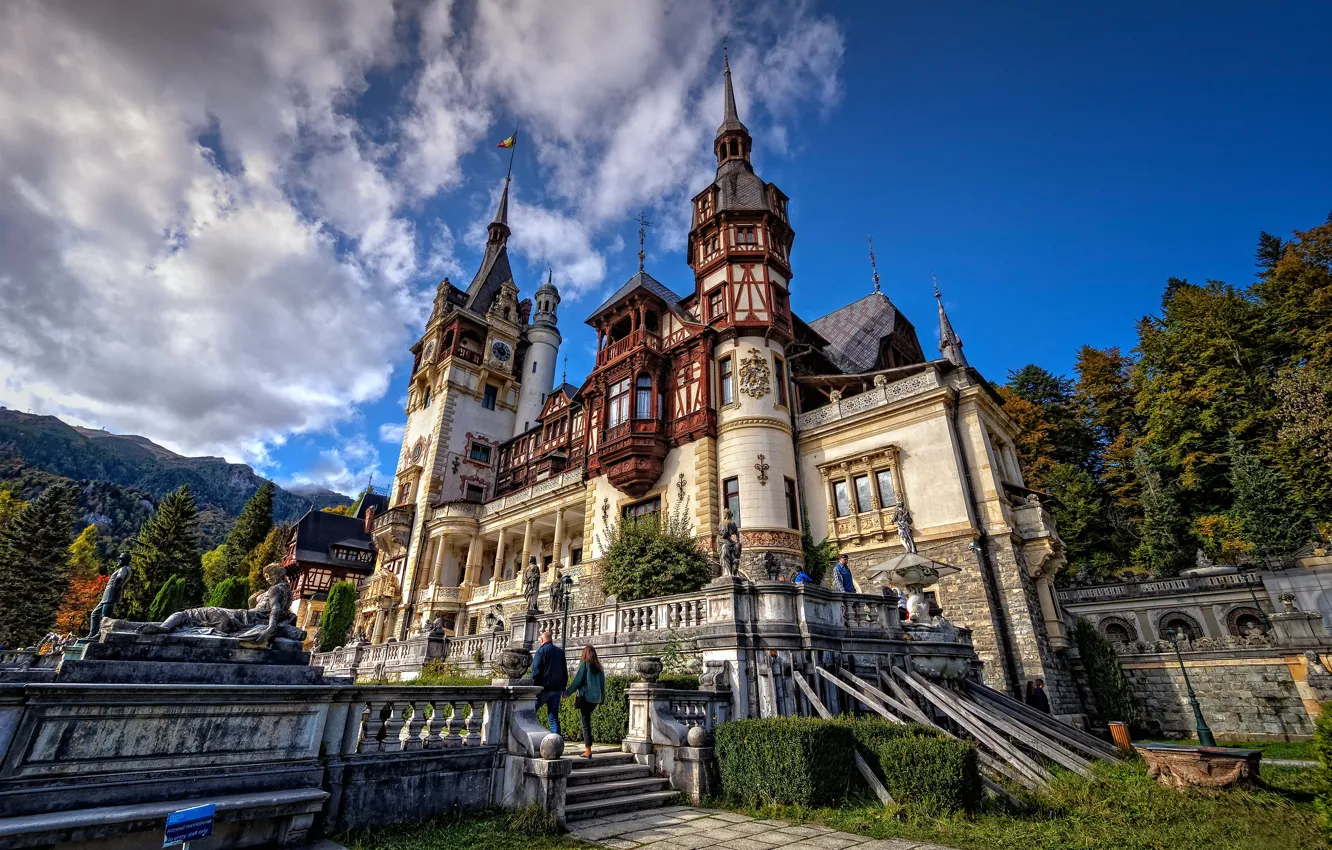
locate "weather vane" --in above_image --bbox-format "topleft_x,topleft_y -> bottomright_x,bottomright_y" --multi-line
636,210 -> 652,272
562,355 -> 568,385
932,270 -> 941,299
868,236 -> 881,294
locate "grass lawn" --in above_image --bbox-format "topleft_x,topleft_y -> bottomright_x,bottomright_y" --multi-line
717,760 -> 1324,850
338,808 -> 590,850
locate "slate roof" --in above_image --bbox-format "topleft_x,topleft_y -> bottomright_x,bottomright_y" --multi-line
292,509 -> 375,569
712,160 -> 772,213
462,240 -> 513,314
807,292 -> 914,374
553,381 -> 581,400
585,270 -> 693,324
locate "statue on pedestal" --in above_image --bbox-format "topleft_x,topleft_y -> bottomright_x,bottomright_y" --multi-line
718,508 -> 742,577
139,562 -> 306,649
85,553 -> 132,639
522,556 -> 542,612
892,505 -> 917,555
549,564 -> 564,612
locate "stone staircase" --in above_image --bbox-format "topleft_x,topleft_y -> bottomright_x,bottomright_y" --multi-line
564,744 -> 677,821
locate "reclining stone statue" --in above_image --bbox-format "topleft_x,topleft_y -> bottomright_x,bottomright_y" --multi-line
138,562 -> 306,649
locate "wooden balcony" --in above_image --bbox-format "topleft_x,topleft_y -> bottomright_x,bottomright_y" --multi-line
595,328 -> 661,367
599,418 -> 668,497
371,504 -> 415,558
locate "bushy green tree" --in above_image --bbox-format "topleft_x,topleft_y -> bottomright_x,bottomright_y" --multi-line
205,576 -> 251,609
1044,463 -> 1117,581
1073,618 -> 1141,731
215,482 -> 275,584
125,486 -> 202,619
1229,437 -> 1308,556
318,580 -> 357,651
1131,452 -> 1190,576
147,574 -> 186,621
201,543 -> 231,590
0,482 -> 78,647
244,523 -> 291,593
599,499 -> 711,602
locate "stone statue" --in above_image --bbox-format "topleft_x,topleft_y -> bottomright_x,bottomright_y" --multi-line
349,628 -> 370,646
762,551 -> 781,581
139,563 -> 306,649
549,564 -> 564,612
717,508 -> 741,577
892,505 -> 916,555
522,556 -> 541,612
427,615 -> 448,637
85,553 -> 132,639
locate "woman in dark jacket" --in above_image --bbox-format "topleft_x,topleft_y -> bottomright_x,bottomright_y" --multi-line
565,645 -> 606,758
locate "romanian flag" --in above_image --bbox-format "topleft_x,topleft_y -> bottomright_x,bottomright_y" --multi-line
497,131 -> 517,148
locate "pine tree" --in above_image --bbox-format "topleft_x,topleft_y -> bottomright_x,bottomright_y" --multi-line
0,482 -> 78,647
1255,231 -> 1286,275
0,490 -> 25,532
1044,464 -> 1115,581
53,525 -> 107,633
244,523 -> 291,593
201,544 -> 231,591
1254,218 -> 1332,369
147,575 -> 186,621
1229,437 -> 1309,556
1005,364 -> 1096,473
318,580 -> 357,651
124,486 -> 203,620
205,576 -> 251,609
1131,452 -> 1190,576
219,482 -> 275,583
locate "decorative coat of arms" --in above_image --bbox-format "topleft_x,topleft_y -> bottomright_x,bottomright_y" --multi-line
738,348 -> 770,399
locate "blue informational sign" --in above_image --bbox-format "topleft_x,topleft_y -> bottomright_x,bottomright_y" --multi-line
164,803 -> 215,847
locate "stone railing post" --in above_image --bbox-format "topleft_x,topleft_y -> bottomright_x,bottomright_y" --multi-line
493,638 -> 572,826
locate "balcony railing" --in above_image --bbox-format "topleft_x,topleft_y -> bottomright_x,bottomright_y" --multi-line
1057,571 -> 1265,604
595,329 -> 661,367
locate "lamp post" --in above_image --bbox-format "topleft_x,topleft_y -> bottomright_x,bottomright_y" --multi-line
559,574 -> 576,651
1167,628 -> 1216,747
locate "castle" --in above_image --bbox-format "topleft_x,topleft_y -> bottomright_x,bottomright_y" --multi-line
346,58 -> 1078,713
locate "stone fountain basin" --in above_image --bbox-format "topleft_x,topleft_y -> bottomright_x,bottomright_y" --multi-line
1133,743 -> 1262,791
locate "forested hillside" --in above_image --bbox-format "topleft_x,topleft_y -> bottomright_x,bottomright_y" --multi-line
1002,212 -> 1331,584
0,409 -> 349,552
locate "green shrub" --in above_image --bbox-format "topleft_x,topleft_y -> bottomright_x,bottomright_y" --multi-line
1315,704 -> 1332,845
715,717 -> 857,807
204,575 -> 250,608
410,658 -> 491,687
830,716 -> 939,770
536,673 -> 700,744
1073,617 -> 1142,730
318,580 -> 357,652
599,501 -> 712,602
147,574 -> 186,621
875,734 -> 980,813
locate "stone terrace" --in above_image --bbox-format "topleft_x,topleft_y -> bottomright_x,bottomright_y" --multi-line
568,806 -> 959,850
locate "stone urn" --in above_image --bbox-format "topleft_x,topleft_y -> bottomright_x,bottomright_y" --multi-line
868,553 -> 960,624
498,646 -> 532,680
636,655 -> 663,684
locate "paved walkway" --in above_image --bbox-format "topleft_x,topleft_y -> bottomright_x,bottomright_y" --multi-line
568,806 -> 958,850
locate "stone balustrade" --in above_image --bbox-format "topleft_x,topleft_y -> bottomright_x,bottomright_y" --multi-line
795,370 -> 942,432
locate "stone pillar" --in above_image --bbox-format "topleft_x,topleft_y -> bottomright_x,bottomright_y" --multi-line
552,509 -> 566,568
431,534 -> 448,586
519,519 -> 534,577
492,528 -> 507,588
463,534 -> 482,587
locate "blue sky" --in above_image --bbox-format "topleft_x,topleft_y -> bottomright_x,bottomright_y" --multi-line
3,1 -> 1330,495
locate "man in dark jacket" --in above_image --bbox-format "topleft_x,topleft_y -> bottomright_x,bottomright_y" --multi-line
530,630 -> 569,734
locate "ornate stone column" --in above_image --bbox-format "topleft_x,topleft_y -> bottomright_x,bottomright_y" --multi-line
492,528 -> 507,588
519,518 -> 534,577
552,509 -> 566,568
431,534 -> 448,586
462,533 -> 482,587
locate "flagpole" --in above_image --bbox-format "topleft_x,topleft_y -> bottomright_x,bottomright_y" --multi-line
505,128 -> 518,179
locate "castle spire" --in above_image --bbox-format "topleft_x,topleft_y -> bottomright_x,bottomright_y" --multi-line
868,236 -> 881,294
487,176 -> 511,244
934,273 -> 968,367
715,41 -> 751,166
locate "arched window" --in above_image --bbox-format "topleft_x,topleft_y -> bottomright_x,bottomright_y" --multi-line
1158,612 -> 1203,642
1098,616 -> 1137,645
635,375 -> 652,419
1226,606 -> 1269,637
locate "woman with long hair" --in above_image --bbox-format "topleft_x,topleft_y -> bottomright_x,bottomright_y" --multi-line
564,644 -> 606,758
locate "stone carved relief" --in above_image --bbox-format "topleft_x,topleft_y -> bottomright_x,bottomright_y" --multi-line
755,454 -> 770,486
738,347 -> 771,399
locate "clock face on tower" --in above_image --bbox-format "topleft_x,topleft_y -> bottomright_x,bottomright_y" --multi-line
491,341 -> 512,362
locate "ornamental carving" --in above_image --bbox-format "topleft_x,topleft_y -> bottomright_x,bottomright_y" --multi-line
738,347 -> 771,399
738,529 -> 802,551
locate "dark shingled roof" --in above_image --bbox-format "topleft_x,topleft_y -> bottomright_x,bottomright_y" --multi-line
292,509 -> 374,570
712,160 -> 771,213
554,381 -> 581,400
808,292 -> 914,374
462,240 -> 513,314
585,270 -> 693,324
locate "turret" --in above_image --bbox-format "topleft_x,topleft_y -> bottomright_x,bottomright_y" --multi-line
934,277 -> 968,368
514,268 -> 563,436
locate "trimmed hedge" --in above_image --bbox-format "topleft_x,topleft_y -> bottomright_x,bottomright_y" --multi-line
715,717 -> 857,807
537,672 -> 700,744
1315,703 -> 1332,845
717,716 -> 980,812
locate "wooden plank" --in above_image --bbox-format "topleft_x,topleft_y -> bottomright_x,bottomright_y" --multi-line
892,668 -> 1051,788
877,671 -> 936,726
965,680 -> 1120,761
841,669 -> 922,722
945,685 -> 1094,776
814,667 -> 906,724
791,669 -> 895,807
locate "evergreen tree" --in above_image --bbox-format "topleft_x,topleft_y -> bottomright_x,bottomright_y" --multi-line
1229,437 -> 1309,556
0,489 -> 25,533
1044,464 -> 1116,581
205,576 -> 251,608
228,482 -> 275,560
0,482 -> 78,647
147,575 -> 186,621
318,580 -> 357,651
201,543 -> 231,591
124,485 -> 203,620
1254,218 -> 1332,369
54,525 -> 107,633
1255,231 -> 1286,275
1130,452 -> 1190,576
244,523 -> 291,593
1005,365 -> 1096,473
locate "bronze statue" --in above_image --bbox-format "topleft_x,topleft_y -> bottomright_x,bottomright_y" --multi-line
718,507 -> 741,577
86,552 -> 132,638
548,564 -> 564,612
522,556 -> 541,612
140,562 -> 305,649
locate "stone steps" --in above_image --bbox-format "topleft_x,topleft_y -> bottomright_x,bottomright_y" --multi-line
564,745 -> 678,822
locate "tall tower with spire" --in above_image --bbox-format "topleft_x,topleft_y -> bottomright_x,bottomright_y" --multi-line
934,276 -> 968,368
686,50 -> 802,572
515,267 -> 562,434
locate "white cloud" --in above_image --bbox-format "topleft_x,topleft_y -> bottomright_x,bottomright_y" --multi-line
285,435 -> 382,497
0,0 -> 844,468
378,422 -> 405,444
